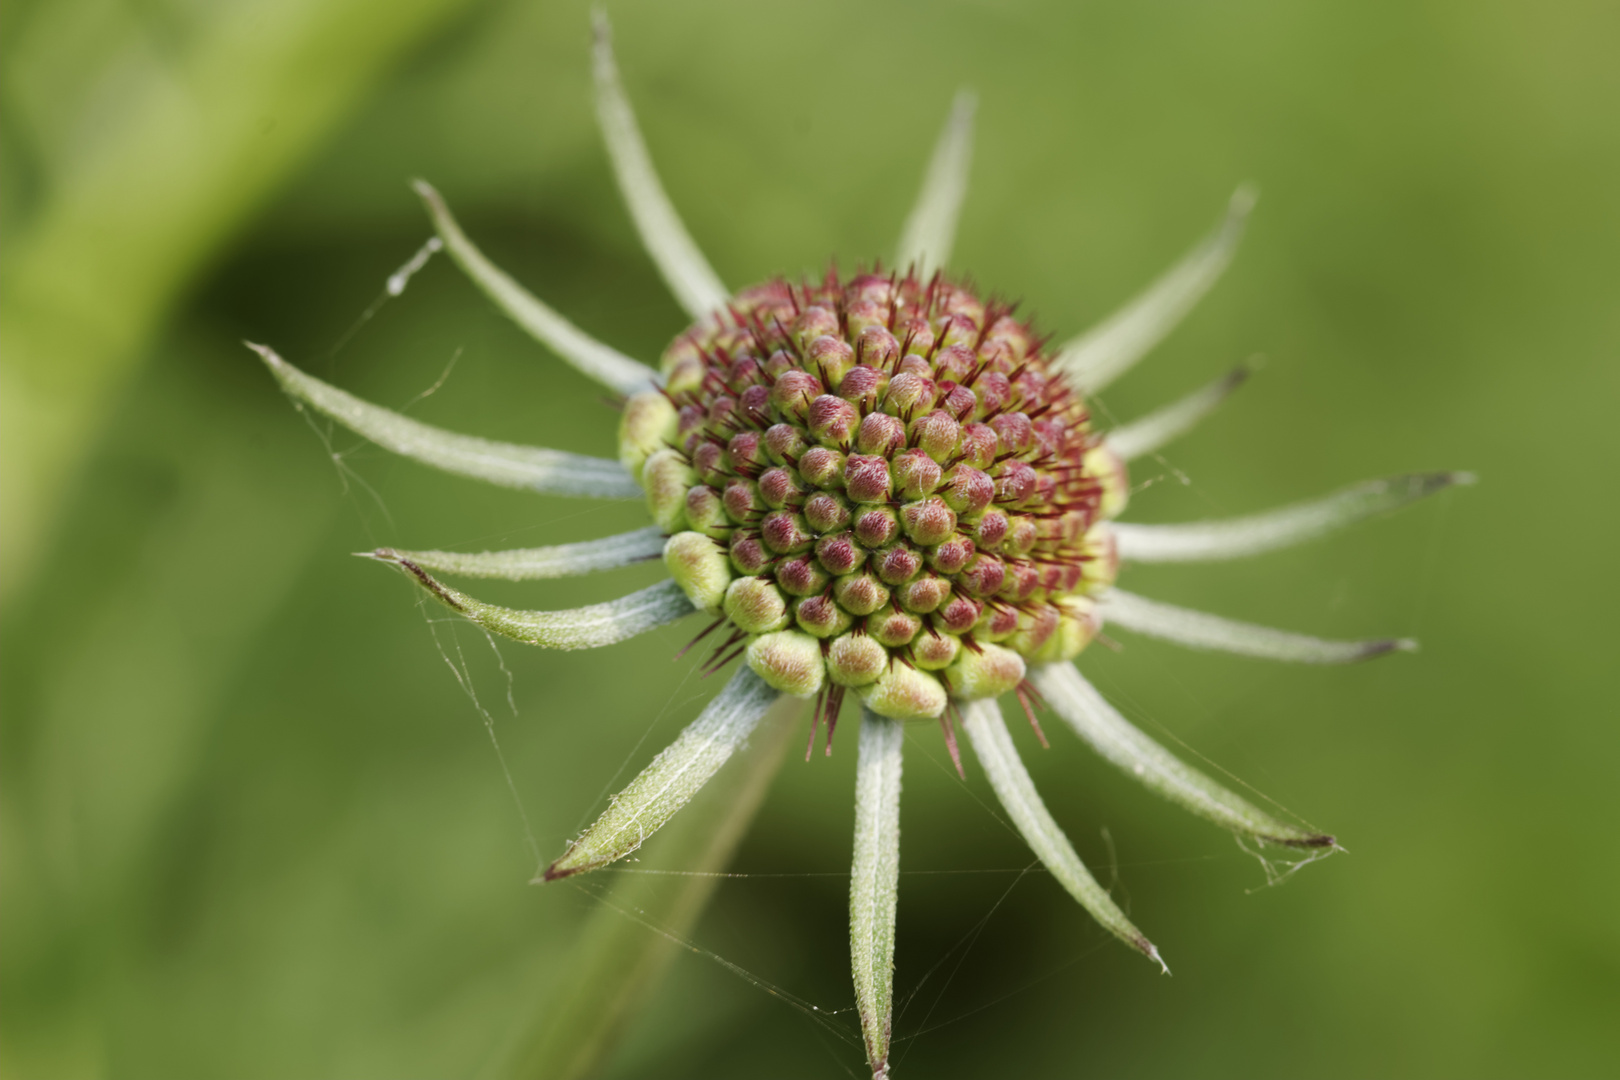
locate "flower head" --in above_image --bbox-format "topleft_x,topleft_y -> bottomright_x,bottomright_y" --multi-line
253,15 -> 1468,1078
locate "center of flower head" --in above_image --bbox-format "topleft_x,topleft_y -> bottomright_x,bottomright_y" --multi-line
619,270 -> 1129,721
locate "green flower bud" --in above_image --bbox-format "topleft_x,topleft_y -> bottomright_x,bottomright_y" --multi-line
944,642 -> 1025,700
664,531 -> 732,612
795,594 -> 853,638
832,572 -> 890,616
724,576 -> 789,633
912,630 -> 960,671
685,485 -> 729,538
746,630 -> 825,697
643,449 -> 695,530
1084,442 -> 1130,520
870,609 -> 921,647
859,664 -> 948,720
619,391 -> 678,481
826,632 -> 888,687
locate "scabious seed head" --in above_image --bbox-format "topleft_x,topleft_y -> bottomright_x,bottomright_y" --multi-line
629,271 -> 1128,719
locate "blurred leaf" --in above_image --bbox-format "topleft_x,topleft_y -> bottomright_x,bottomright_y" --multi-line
0,0 -> 483,601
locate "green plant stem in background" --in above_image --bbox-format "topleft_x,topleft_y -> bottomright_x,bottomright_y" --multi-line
0,0 -> 478,604
498,695 -> 802,1080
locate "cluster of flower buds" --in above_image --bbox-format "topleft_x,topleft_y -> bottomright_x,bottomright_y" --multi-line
620,270 -> 1128,721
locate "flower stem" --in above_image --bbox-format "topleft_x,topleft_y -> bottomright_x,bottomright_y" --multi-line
498,693 -> 802,1079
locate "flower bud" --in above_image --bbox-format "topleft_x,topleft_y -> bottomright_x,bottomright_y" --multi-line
1084,442 -> 1131,519
738,384 -> 773,427
795,594 -> 853,638
893,448 -> 943,500
846,300 -> 887,336
724,577 -> 789,633
852,505 -> 899,548
958,553 -> 1005,598
959,422 -> 999,469
815,531 -> 866,575
827,633 -> 888,687
619,391 -> 677,481
722,479 -> 763,523
911,409 -> 961,462
764,423 -> 807,463
855,412 -> 905,456
808,394 -> 860,446
859,664 -> 947,720
746,630 -> 825,697
769,369 -> 824,421
900,497 -> 957,546
975,604 -> 1020,642
726,430 -> 765,472
1007,603 -> 1061,656
900,318 -> 936,356
665,353 -> 705,393
897,573 -> 951,613
992,460 -> 1037,506
664,531 -> 732,612
945,642 -> 1025,700
799,446 -> 846,489
833,572 -> 889,616
762,349 -> 796,379
804,491 -> 852,532
870,609 -> 921,647
837,365 -> 889,409
877,543 -> 923,586
1077,525 -> 1120,595
912,630 -> 960,671
937,313 -> 978,349
857,325 -> 901,368
792,307 -> 839,351
897,353 -> 933,378
933,344 -> 976,382
729,531 -> 773,574
938,381 -> 978,421
974,371 -> 1011,417
937,595 -> 983,633
776,555 -> 830,596
998,559 -> 1041,602
643,449 -> 695,530
760,510 -> 813,554
882,372 -> 936,418
692,440 -> 726,486
1003,514 -> 1038,556
972,509 -> 1009,551
991,412 -> 1035,456
685,485 -> 729,537
844,454 -> 893,504
805,335 -> 857,390
941,466 -> 994,516
927,534 -> 976,575
759,466 -> 805,509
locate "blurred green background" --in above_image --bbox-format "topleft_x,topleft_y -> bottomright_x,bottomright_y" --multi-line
4,0 -> 1617,1076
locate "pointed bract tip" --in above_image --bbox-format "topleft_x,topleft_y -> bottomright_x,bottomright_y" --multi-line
1356,637 -> 1417,661
1138,937 -> 1171,975
354,548 -> 401,563
541,859 -> 582,883
1449,470 -> 1479,487
244,341 -> 280,367
411,178 -> 443,208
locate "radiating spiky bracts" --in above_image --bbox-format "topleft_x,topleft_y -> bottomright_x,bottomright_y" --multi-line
633,269 -> 1126,720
